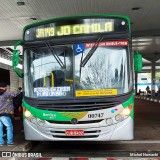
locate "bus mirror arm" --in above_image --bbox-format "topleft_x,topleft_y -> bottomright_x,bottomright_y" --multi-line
13,66 -> 23,78
12,40 -> 23,78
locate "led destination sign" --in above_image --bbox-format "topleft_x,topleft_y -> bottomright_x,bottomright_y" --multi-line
36,22 -> 113,38
25,18 -> 128,41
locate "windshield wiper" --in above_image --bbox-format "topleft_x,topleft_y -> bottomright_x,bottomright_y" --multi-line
79,51 -> 84,82
45,41 -> 64,68
80,36 -> 103,67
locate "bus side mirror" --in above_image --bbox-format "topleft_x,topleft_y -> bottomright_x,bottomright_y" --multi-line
12,40 -> 23,78
134,51 -> 142,72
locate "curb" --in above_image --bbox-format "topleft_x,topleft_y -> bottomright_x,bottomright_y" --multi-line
107,140 -> 160,144
135,96 -> 160,103
11,141 -> 33,152
11,141 -> 39,152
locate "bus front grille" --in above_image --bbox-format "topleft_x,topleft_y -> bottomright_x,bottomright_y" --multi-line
46,119 -> 102,124
36,101 -> 120,112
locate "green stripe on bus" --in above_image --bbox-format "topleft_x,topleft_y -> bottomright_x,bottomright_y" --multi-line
22,100 -> 87,121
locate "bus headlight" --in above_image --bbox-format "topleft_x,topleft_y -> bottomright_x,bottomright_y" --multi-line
37,120 -> 45,126
24,110 -> 31,118
30,116 -> 37,124
122,108 -> 131,116
106,118 -> 113,125
115,114 -> 124,121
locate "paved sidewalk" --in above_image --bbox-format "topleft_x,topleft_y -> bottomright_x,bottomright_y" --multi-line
0,118 -> 33,152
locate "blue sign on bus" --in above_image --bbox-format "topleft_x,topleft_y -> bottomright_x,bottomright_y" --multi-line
73,43 -> 84,55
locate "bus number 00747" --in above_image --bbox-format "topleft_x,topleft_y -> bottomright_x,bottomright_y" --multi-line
88,113 -> 104,118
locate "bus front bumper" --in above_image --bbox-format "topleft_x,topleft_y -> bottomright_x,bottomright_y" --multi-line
23,117 -> 133,141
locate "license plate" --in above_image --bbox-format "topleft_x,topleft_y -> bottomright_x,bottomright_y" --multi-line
65,130 -> 84,136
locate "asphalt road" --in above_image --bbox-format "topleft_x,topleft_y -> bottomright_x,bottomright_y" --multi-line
30,98 -> 160,157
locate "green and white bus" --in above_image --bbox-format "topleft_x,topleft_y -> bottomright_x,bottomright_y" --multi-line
12,14 -> 142,141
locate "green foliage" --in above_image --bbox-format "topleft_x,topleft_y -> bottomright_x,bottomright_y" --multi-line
156,72 -> 160,80
147,72 -> 160,81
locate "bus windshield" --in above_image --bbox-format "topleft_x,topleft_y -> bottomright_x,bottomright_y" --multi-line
24,41 -> 131,98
